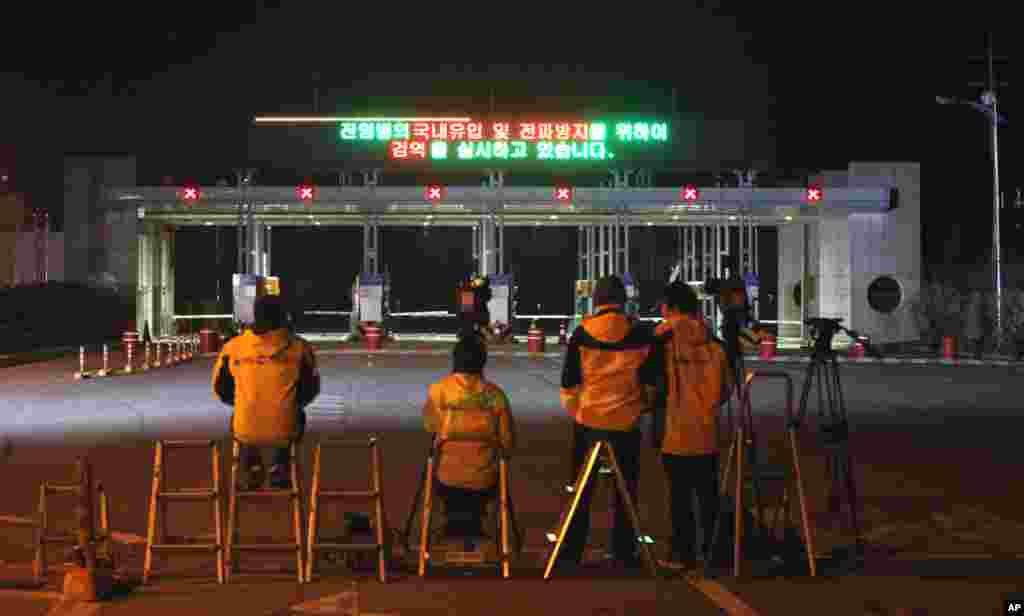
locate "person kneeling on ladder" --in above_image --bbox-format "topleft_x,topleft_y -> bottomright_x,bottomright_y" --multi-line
212,295 -> 321,490
422,334 -> 515,546
638,281 -> 733,573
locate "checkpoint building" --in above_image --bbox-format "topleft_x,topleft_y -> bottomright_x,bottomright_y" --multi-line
62,116 -> 921,346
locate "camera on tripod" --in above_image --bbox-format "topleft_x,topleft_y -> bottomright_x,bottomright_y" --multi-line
804,317 -> 878,358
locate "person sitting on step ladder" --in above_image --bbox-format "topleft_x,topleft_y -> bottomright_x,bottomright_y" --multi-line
422,334 -> 515,544
638,281 -> 734,573
213,294 -> 321,490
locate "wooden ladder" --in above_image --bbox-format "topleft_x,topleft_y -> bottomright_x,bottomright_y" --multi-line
144,440 -> 225,584
305,438 -> 389,584
226,439 -> 305,583
33,479 -> 112,584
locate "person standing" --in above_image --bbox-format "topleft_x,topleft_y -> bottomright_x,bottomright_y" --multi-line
557,275 -> 656,570
638,281 -> 734,572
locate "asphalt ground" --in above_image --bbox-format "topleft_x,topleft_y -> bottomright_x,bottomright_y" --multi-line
0,351 -> 1022,614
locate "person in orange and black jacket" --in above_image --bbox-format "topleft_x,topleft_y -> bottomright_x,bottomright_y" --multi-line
638,281 -> 734,571
422,332 -> 515,539
557,275 -> 657,570
213,295 -> 320,490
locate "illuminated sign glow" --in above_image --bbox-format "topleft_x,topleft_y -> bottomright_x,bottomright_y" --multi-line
807,187 -> 822,202
298,186 -> 314,200
682,186 -> 699,200
337,118 -> 669,163
554,187 -> 573,202
183,187 -> 198,200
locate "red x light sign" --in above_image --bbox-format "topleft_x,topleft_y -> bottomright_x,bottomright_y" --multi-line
806,187 -> 823,203
681,186 -> 699,200
554,187 -> 573,202
425,185 -> 444,201
182,187 -> 199,201
298,186 -> 314,200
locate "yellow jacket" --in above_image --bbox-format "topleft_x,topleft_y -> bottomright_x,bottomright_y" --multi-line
639,314 -> 733,456
423,373 -> 515,491
213,329 -> 320,447
559,305 -> 655,432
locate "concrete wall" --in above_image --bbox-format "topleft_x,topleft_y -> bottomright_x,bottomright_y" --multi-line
0,193 -> 26,287
779,161 -> 922,344
847,162 -> 921,343
14,232 -> 64,284
62,156 -> 137,298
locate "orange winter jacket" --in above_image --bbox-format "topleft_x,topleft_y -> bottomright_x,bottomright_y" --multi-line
559,305 -> 656,432
638,314 -> 733,456
423,373 -> 515,491
213,329 -> 320,447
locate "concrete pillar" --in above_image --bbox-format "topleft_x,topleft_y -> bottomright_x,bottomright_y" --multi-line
158,226 -> 176,337
136,225 -> 160,338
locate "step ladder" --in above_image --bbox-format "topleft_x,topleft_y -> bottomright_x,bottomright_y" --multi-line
226,439 -> 305,583
543,439 -> 658,580
417,436 -> 519,579
144,440 -> 225,584
33,474 -> 113,584
305,438 -> 389,583
708,370 -> 817,578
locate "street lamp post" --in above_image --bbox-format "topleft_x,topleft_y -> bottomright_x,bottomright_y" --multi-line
935,90 -> 1008,336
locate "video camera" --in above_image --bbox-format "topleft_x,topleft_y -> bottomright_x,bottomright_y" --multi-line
805,317 -> 880,359
703,255 -> 749,313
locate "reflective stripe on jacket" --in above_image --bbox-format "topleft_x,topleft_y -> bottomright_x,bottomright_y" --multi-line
560,305 -> 655,432
639,314 -> 733,456
212,328 -> 320,447
423,373 -> 515,491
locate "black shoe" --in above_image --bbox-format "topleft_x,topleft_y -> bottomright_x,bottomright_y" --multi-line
269,465 -> 290,489
244,465 -> 265,491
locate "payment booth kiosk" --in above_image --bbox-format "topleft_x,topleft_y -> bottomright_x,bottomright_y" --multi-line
232,274 -> 280,326
356,272 -> 388,326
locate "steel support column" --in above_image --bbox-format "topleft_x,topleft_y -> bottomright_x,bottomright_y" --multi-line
264,225 -> 272,276
363,217 -> 379,275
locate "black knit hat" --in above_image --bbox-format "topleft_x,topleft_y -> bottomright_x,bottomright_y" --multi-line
252,294 -> 286,334
591,275 -> 627,307
662,281 -> 700,314
452,332 -> 487,374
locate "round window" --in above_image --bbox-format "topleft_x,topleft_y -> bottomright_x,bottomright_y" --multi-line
867,276 -> 903,313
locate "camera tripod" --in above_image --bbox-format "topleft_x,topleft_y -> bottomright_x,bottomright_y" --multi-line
792,317 -> 880,556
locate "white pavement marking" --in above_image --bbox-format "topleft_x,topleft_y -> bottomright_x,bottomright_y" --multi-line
685,577 -> 760,616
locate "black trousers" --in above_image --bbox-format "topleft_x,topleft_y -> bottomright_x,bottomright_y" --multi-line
661,453 -> 719,561
437,482 -> 496,536
232,410 -> 307,470
559,425 -> 642,564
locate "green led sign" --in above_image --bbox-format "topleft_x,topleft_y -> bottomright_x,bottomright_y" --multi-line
337,118 -> 669,163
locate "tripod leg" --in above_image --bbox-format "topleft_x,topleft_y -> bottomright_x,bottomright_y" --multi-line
788,428 -> 817,577
733,425 -> 745,578
841,448 -> 863,547
706,434 -> 736,569
544,443 -> 602,580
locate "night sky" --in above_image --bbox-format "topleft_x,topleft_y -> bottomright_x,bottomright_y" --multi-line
2,8 -> 1019,312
